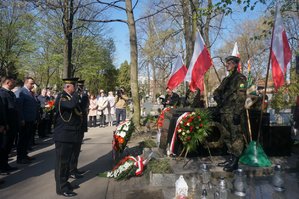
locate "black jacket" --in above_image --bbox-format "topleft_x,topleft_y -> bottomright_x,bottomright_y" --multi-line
0,87 -> 18,126
54,91 -> 82,143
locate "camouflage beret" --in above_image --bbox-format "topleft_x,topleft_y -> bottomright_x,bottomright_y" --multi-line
225,56 -> 240,64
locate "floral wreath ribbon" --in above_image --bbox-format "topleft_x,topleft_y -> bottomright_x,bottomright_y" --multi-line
170,112 -> 191,155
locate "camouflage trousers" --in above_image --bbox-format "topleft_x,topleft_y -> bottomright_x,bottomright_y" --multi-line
220,113 -> 244,157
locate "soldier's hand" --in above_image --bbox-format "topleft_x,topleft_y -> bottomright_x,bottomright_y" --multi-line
233,114 -> 241,125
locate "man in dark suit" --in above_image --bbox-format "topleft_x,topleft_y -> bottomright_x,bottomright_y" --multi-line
69,80 -> 88,178
0,76 -> 19,172
17,77 -> 38,164
37,88 -> 51,138
54,78 -> 82,197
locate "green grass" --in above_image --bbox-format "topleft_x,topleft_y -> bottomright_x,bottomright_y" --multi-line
145,159 -> 173,174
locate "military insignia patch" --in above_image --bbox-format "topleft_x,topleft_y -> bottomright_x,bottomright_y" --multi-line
240,83 -> 245,88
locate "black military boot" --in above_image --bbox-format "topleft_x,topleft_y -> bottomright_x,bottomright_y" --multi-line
223,155 -> 238,172
217,155 -> 232,167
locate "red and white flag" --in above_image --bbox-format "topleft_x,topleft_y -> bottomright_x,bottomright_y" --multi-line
184,31 -> 213,92
271,9 -> 292,90
232,42 -> 242,72
167,55 -> 187,90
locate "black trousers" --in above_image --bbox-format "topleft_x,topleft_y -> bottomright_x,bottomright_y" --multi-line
70,134 -> 84,173
55,142 -> 75,194
0,125 -> 17,168
88,116 -> 97,127
38,119 -> 50,137
17,121 -> 34,160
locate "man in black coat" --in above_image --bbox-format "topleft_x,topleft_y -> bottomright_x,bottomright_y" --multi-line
69,80 -> 89,178
162,87 -> 181,108
0,76 -> 19,173
54,77 -> 82,197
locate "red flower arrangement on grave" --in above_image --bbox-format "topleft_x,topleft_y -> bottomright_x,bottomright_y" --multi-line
171,109 -> 211,155
157,107 -> 171,128
113,120 -> 134,153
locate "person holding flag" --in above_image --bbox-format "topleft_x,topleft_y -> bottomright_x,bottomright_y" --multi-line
213,55 -> 247,172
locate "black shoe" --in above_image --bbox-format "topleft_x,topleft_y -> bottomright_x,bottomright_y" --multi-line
70,184 -> 80,189
218,156 -> 232,167
17,159 -> 31,164
69,173 -> 83,179
58,191 -> 77,197
223,156 -> 239,172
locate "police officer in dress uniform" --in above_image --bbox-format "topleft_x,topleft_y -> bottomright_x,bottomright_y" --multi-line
69,80 -> 89,178
54,78 -> 82,197
213,56 -> 247,172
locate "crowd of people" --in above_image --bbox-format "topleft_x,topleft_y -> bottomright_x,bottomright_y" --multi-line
0,75 -> 129,196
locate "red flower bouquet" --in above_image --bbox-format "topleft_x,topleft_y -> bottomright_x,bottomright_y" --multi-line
45,100 -> 55,112
170,109 -> 211,156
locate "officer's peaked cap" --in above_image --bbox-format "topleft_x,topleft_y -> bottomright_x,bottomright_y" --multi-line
225,55 -> 240,64
77,80 -> 85,86
62,77 -> 79,85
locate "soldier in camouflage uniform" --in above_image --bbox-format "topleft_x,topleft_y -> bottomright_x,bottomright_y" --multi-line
213,56 -> 246,172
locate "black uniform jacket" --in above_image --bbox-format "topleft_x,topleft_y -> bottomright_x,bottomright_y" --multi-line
54,91 -> 82,143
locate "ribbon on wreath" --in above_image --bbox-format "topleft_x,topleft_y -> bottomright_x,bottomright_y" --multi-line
118,155 -> 144,176
157,107 -> 171,128
169,112 -> 191,154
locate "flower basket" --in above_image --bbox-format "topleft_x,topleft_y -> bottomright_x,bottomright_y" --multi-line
170,109 -> 211,157
113,120 -> 134,153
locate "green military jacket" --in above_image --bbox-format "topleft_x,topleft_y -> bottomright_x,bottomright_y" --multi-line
213,69 -> 247,115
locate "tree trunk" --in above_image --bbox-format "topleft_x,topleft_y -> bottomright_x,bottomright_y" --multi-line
62,0 -> 74,78
126,0 -> 140,128
182,0 -> 192,67
150,58 -> 157,103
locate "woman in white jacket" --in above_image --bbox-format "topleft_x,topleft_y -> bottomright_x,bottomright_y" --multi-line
97,91 -> 108,127
106,91 -> 116,126
88,94 -> 98,127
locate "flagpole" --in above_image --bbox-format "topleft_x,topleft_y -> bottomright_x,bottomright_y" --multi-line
212,64 -> 221,83
257,7 -> 277,143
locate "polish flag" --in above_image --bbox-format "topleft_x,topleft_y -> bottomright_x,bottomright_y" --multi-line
232,42 -> 241,72
271,9 -> 292,90
184,31 -> 213,92
167,55 -> 187,90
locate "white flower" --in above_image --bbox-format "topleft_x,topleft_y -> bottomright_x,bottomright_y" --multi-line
119,131 -> 126,138
187,123 -> 190,126
180,121 -> 183,124
178,129 -> 182,132
186,130 -> 190,133
182,132 -> 185,135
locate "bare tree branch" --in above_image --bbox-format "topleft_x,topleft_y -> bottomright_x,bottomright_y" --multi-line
135,4 -> 178,22
79,18 -> 127,24
96,0 -> 126,11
